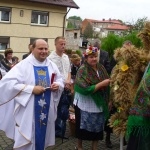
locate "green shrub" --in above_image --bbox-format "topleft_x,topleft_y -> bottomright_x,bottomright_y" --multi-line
65,49 -> 72,54
75,50 -> 82,57
100,32 -> 143,60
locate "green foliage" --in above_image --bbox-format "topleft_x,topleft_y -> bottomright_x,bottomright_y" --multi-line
123,31 -> 142,48
67,22 -> 74,29
133,17 -> 147,32
68,16 -> 82,21
83,23 -> 94,38
101,34 -> 123,60
126,17 -> 148,33
65,49 -> 72,54
101,32 -> 143,60
75,50 -> 82,57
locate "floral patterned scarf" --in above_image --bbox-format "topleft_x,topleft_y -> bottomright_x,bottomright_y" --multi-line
127,62 -> 150,137
74,61 -> 109,118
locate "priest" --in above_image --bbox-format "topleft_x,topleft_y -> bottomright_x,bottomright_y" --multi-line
0,39 -> 64,150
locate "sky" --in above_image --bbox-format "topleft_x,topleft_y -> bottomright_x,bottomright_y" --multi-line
67,0 -> 150,23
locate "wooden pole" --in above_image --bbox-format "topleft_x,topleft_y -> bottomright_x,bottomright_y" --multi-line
120,134 -> 123,150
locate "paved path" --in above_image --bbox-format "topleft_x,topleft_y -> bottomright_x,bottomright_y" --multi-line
0,122 -> 127,150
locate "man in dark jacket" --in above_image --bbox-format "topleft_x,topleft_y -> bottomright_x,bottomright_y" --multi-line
22,43 -> 32,60
93,41 -> 110,74
93,41 -> 113,148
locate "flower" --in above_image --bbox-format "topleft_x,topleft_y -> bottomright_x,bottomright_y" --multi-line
121,64 -> 129,71
117,107 -> 124,113
114,84 -> 119,91
40,113 -> 46,120
38,99 -> 46,107
84,46 -> 98,56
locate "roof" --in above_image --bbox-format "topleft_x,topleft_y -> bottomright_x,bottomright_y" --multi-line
104,25 -> 129,30
85,19 -> 123,25
25,0 -> 79,9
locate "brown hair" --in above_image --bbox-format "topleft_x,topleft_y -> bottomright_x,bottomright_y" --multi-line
4,48 -> 13,57
70,54 -> 81,63
55,36 -> 65,44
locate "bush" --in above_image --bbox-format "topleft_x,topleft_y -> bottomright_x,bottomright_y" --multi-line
100,32 -> 143,60
65,49 -> 72,54
75,50 -> 82,57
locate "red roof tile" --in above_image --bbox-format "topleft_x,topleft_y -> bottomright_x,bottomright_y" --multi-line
85,18 -> 122,25
104,25 -> 129,30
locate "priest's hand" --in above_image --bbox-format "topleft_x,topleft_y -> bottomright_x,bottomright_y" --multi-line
50,83 -> 59,91
32,86 -> 45,95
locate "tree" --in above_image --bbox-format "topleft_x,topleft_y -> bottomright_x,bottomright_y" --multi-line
68,16 -> 82,21
67,22 -> 74,29
126,17 -> 148,33
83,23 -> 94,38
133,17 -> 148,32
101,32 -> 142,60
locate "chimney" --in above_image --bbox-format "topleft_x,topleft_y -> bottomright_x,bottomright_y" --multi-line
102,18 -> 105,21
109,18 -> 111,21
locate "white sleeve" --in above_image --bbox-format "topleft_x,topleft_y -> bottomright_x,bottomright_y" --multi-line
0,63 -> 34,106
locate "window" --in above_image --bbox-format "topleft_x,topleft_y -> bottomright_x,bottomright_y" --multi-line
31,11 -> 48,26
0,37 -> 10,51
74,33 -> 77,39
0,7 -> 11,23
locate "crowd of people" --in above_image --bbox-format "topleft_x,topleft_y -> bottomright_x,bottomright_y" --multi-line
0,36 -> 149,150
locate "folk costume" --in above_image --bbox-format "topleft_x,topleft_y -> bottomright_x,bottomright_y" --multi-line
74,60 -> 109,141
0,54 -> 64,150
126,62 -> 150,150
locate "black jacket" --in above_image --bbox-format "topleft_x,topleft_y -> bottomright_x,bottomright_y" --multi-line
22,53 -> 30,60
99,50 -> 111,74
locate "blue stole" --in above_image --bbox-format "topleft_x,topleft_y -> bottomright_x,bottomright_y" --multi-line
33,66 -> 51,150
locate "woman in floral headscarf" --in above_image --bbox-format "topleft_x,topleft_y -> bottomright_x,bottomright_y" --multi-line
73,46 -> 110,150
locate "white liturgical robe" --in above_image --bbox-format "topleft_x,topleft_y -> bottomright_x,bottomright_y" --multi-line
0,54 -> 64,150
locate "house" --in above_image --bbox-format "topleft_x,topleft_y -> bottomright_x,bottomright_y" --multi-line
66,18 -> 82,29
0,0 -> 79,59
82,18 -> 129,38
65,28 -> 81,50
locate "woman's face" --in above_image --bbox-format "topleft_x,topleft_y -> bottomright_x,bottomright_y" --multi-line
86,53 -> 98,67
72,60 -> 80,66
6,53 -> 13,60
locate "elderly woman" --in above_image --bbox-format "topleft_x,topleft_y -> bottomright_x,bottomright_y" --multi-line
74,46 -> 110,150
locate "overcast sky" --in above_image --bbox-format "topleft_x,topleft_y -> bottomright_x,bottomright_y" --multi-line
67,0 -> 150,23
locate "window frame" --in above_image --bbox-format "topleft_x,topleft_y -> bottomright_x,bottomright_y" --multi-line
0,37 -> 10,52
31,10 -> 49,26
0,7 -> 11,23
